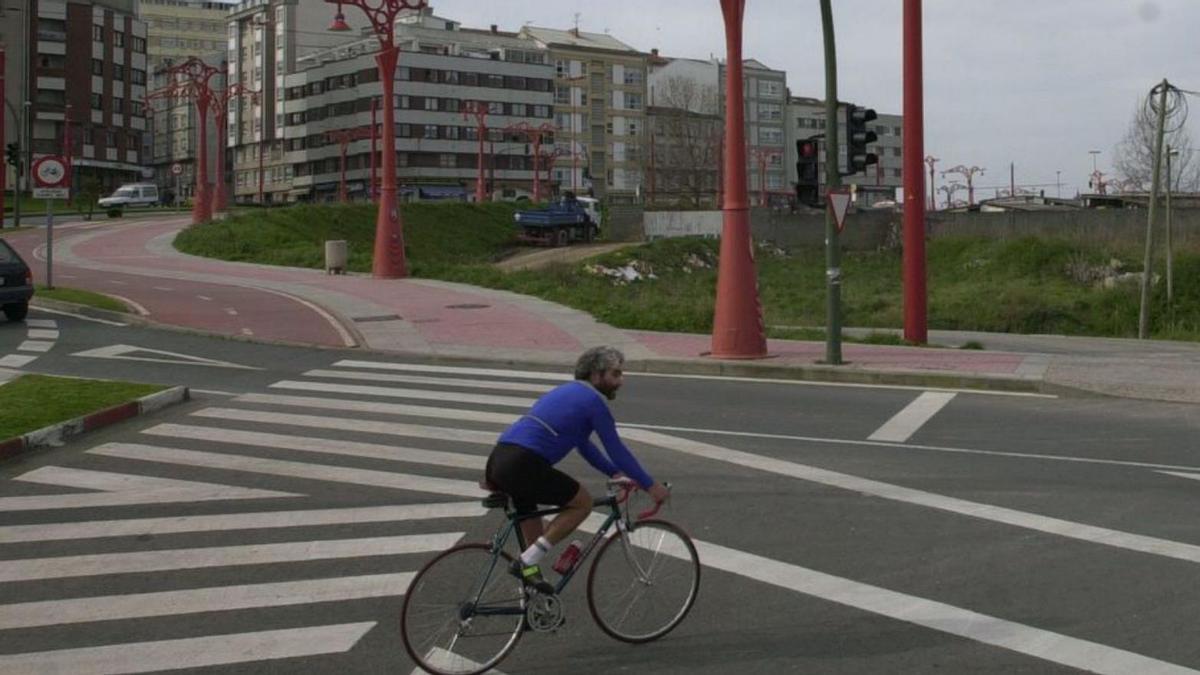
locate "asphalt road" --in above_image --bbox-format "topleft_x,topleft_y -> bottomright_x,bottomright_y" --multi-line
3,308 -> 1200,673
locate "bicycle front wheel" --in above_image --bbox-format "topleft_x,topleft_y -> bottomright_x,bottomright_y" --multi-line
400,544 -> 526,675
586,519 -> 700,643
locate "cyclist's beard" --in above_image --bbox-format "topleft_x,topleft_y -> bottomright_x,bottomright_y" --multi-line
596,382 -> 619,400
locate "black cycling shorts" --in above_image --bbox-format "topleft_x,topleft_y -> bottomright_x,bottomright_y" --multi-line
485,443 -> 580,513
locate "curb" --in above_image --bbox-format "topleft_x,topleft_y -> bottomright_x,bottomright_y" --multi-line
0,385 -> 190,463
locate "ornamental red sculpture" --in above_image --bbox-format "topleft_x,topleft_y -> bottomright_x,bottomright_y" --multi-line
150,58 -> 221,224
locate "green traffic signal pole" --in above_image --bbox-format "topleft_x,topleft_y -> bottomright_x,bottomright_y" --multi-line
820,0 -> 843,365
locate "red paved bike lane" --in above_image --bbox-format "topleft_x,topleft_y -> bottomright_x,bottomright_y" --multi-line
4,220 -> 353,347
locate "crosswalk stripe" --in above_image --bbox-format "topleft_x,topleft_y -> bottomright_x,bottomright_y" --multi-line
17,340 -> 54,353
5,467 -> 298,512
0,502 -> 486,544
89,443 -> 484,497
234,393 -> 517,426
0,533 -> 463,582
868,391 -> 956,442
0,622 -> 377,674
303,368 -> 555,394
624,428 -> 1200,567
0,572 -> 415,630
189,408 -> 497,445
414,648 -> 512,675
0,354 -> 36,368
578,516 -> 1197,675
333,359 -> 568,382
269,380 -> 534,408
24,319 -> 57,329
141,423 -> 486,469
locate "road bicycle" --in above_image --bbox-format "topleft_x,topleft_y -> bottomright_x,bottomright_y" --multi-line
400,478 -> 701,675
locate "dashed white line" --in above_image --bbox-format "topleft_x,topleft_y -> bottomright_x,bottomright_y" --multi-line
152,286 -> 174,292
224,307 -> 238,316
868,391 -> 957,442
197,295 -> 213,301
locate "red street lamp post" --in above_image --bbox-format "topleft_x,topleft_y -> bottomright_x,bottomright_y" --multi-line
748,146 -> 782,208
326,0 -> 427,279
326,127 -> 373,203
942,164 -> 984,206
711,0 -> 766,359
370,96 -> 378,202
923,155 -> 938,210
154,58 -> 221,224
210,72 -> 259,213
503,122 -> 556,202
463,100 -> 489,203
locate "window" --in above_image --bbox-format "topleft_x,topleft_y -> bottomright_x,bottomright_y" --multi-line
132,69 -> 146,85
92,59 -> 104,76
555,85 -> 570,105
424,97 -> 439,111
92,25 -> 103,41
440,153 -> 455,168
555,59 -> 567,76
423,124 -> 439,139
893,126 -> 902,136
132,36 -> 146,53
487,101 -> 503,115
626,93 -> 643,110
113,65 -> 125,81
114,97 -> 125,115
623,69 -> 643,86
756,79 -> 782,98
893,147 -> 902,157
628,121 -> 639,137
114,31 -> 125,48
486,74 -> 504,88
555,112 -> 571,131
758,103 -> 781,121
532,105 -> 550,118
91,93 -> 103,110
510,103 -> 526,116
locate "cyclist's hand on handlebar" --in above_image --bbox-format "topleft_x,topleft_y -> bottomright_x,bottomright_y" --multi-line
647,482 -> 671,504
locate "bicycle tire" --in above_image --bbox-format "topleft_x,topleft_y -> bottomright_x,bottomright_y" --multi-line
586,519 -> 700,643
400,544 -> 526,675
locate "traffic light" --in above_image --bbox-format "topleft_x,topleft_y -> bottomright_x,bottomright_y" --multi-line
845,104 -> 878,176
5,143 -> 20,174
795,136 -> 821,208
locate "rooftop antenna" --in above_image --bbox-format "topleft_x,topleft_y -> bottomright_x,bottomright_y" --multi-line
572,12 -> 581,36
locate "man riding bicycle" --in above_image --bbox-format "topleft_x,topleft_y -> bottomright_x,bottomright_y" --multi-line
484,346 -> 670,594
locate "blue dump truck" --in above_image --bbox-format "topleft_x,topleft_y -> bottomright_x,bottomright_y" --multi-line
513,194 -> 601,246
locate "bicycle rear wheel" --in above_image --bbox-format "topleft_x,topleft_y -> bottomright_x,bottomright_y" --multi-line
586,519 -> 700,643
400,544 -> 526,675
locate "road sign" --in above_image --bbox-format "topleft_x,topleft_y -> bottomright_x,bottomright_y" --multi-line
32,155 -> 68,188
827,189 -> 852,232
171,162 -> 183,176
33,187 -> 69,199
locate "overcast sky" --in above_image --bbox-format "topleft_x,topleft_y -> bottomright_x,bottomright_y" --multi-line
426,0 -> 1197,199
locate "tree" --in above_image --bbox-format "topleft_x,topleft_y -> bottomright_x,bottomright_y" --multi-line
649,76 -> 722,208
1113,99 -> 1200,193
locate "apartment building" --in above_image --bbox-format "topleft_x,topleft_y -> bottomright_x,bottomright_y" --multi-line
649,54 -> 789,206
226,0 -> 353,203
518,26 -> 647,201
274,11 -> 553,203
140,0 -> 230,198
786,96 -> 902,207
0,1 -> 150,195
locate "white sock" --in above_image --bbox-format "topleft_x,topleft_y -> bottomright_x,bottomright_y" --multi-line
520,536 -> 552,566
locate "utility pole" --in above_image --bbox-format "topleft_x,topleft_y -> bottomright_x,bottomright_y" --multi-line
1138,79 -> 1169,339
1166,146 -> 1177,306
820,0 -> 842,364
902,0 -> 928,344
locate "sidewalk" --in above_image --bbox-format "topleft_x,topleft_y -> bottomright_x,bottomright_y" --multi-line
32,216 -> 1200,404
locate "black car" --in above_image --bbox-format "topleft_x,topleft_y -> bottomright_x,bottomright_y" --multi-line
0,238 -> 33,322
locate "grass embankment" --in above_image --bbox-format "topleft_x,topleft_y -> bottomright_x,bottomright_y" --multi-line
173,202 -> 1200,342
36,285 -> 129,313
0,374 -> 165,440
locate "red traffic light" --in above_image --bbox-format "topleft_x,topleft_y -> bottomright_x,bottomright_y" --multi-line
799,141 -> 817,158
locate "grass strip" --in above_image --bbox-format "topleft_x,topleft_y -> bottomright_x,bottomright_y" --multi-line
0,374 -> 165,440
36,286 -> 128,313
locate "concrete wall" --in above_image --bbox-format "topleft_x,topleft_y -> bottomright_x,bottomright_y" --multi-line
645,207 -> 1200,250
606,203 -> 645,242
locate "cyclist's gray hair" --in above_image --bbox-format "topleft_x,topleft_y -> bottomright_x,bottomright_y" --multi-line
574,346 -> 625,380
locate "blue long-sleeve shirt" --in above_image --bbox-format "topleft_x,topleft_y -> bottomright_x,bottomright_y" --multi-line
498,380 -> 655,488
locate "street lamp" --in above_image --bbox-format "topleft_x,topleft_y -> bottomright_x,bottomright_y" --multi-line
325,0 -> 428,279
326,126 -> 373,203
1089,149 -> 1101,173
923,155 -> 938,210
463,101 -> 489,203
942,164 -> 984,206
152,58 -> 221,224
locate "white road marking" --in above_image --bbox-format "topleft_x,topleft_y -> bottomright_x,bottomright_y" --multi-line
26,328 -> 58,340
109,280 -> 127,285
30,306 -> 128,325
0,572 -> 415,630
333,359 -> 567,382
0,623 -> 377,674
0,532 -> 463,582
152,286 -> 174,292
868,391 -> 957,442
0,354 -> 36,368
109,294 -> 150,316
189,407 -> 496,445
25,319 -> 57,328
71,343 -> 262,370
630,370 -> 1057,398
624,429 -> 1200,567
242,327 -> 254,336
197,295 -> 213,301
578,517 -> 1198,675
1159,471 -> 1200,483
0,502 -> 485,544
414,648 -> 512,675
235,392 -> 518,425
224,307 -> 238,316
193,388 -> 239,396
254,286 -> 358,347
5,466 -> 298,511
620,421 -> 1200,474
17,340 -> 53,353
303,368 -> 555,394
144,422 -> 486,469
269,380 -> 534,408
89,443 -> 484,497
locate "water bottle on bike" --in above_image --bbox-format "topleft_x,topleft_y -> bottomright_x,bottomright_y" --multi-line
552,540 -> 583,575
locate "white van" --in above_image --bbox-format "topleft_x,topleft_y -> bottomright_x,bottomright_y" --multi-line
98,183 -> 160,214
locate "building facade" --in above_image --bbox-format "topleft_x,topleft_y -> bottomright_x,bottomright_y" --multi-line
265,10 -> 553,204
786,96 -> 902,207
139,0 -> 229,197
519,26 -> 647,201
649,55 -> 789,207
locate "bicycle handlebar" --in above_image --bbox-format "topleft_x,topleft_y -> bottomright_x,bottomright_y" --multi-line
606,478 -> 670,521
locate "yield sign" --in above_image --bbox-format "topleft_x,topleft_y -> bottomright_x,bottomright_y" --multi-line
827,190 -> 852,232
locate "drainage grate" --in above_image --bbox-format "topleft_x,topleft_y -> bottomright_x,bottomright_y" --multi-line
353,314 -> 403,323
445,303 -> 490,310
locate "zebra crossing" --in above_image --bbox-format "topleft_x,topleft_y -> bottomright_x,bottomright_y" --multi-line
0,358 -> 565,673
